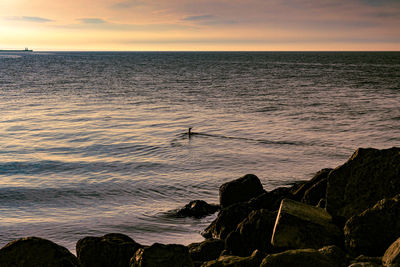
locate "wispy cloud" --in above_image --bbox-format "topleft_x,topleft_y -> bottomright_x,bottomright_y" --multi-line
182,15 -> 215,21
111,0 -> 144,9
79,18 -> 107,24
7,16 -> 53,23
182,14 -> 237,25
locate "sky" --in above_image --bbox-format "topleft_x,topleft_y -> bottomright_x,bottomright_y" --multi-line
0,0 -> 399,51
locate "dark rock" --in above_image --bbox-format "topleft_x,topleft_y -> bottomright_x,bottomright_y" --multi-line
353,255 -> 382,265
248,187 -> 292,211
383,237 -> 400,266
202,203 -> 252,240
344,194 -> 400,256
219,174 -> 264,208
347,263 -> 382,267
225,209 -> 277,256
260,248 -> 337,267
302,178 -> 328,206
130,243 -> 194,267
76,233 -> 141,267
188,239 -> 225,262
0,236 -> 79,267
175,200 -> 219,218
201,249 -> 264,267
292,168 -> 332,202
319,245 -> 348,267
271,198 -> 342,250
326,147 -> 400,220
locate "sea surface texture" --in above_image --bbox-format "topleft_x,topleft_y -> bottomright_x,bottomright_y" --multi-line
0,52 -> 399,252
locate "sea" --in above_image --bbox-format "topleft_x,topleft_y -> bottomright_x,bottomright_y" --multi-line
0,51 -> 399,253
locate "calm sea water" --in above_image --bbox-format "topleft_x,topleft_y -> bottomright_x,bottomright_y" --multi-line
0,52 -> 399,252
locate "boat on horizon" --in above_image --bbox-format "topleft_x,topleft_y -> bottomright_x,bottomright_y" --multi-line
0,48 -> 33,52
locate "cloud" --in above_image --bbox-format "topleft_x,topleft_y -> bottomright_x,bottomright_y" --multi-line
182,14 -> 237,25
7,16 -> 53,23
182,15 -> 215,21
79,18 -> 107,24
111,0 -> 144,9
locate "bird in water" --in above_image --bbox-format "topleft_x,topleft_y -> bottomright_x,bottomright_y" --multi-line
188,127 -> 193,138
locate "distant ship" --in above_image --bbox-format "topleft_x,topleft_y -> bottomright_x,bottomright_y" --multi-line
0,48 -> 33,52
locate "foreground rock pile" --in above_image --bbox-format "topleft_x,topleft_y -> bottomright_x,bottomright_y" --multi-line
0,147 -> 399,267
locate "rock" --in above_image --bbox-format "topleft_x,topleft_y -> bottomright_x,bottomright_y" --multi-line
202,203 -> 252,240
347,263 -> 382,267
248,187 -> 292,211
383,237 -> 400,266
130,243 -> 194,267
271,198 -> 342,249
0,236 -> 79,267
260,248 -> 337,267
175,200 -> 220,218
344,194 -> 400,256
326,147 -> 400,221
188,239 -> 225,263
302,178 -> 328,206
292,168 -> 332,202
319,245 -> 348,267
225,209 -> 277,256
219,174 -> 265,208
201,249 -> 264,267
76,233 -> 141,267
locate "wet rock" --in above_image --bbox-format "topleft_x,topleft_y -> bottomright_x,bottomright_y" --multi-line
219,174 -> 264,208
292,168 -> 332,202
176,200 -> 219,218
225,209 -> 277,256
188,239 -> 225,263
271,198 -> 342,249
201,249 -> 264,267
302,178 -> 328,206
319,245 -> 349,267
260,248 -> 337,267
383,237 -> 400,266
130,243 -> 194,267
202,203 -> 252,240
76,233 -> 141,267
344,194 -> 400,256
326,147 -> 400,221
0,236 -> 79,267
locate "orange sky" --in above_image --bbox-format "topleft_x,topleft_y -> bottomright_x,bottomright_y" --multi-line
1,0 -> 399,51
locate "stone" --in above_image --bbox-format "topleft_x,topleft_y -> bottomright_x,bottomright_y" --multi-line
292,168 -> 332,202
175,200 -> 219,218
248,187 -> 292,211
271,198 -> 342,249
225,209 -> 277,256
201,249 -> 264,267
187,239 -> 225,262
130,243 -> 194,267
219,174 -> 265,208
260,248 -> 337,267
76,233 -> 141,267
0,236 -> 79,267
202,203 -> 252,240
383,237 -> 400,266
344,194 -> 400,256
347,263 -> 382,267
319,245 -> 348,267
326,147 -> 400,221
302,178 -> 328,206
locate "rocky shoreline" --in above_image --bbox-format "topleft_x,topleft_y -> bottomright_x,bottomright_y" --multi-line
0,147 -> 399,267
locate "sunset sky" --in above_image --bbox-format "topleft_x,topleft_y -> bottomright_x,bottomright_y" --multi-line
1,0 -> 399,51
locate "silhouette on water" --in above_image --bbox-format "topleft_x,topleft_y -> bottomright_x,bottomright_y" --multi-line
183,128 -> 304,146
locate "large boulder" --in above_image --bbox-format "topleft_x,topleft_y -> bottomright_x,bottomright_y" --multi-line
130,243 -> 194,267
225,209 -> 277,256
219,174 -> 265,208
187,239 -> 225,263
175,200 -> 219,218
344,194 -> 400,256
383,237 -> 400,267
202,203 -> 252,240
326,147 -> 400,221
271,199 -> 342,249
260,248 -> 338,267
0,236 -> 79,267
248,187 -> 292,211
76,233 -> 141,267
201,250 -> 264,267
